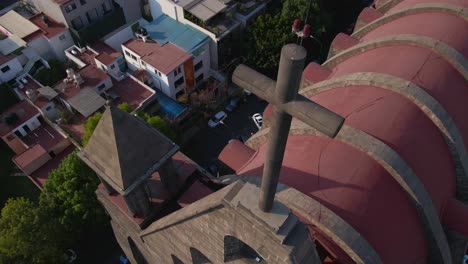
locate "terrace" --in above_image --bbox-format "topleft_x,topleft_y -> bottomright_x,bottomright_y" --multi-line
184,9 -> 240,38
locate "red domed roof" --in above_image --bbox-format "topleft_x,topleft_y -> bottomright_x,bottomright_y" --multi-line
220,0 -> 468,262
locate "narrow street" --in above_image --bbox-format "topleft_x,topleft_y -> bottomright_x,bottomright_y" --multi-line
182,95 -> 268,168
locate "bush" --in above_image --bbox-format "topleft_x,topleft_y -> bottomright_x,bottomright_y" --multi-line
117,102 -> 133,113
33,59 -> 66,86
82,112 -> 103,146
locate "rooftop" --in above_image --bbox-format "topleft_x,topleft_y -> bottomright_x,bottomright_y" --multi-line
66,88 -> 106,118
111,77 -> 154,110
17,76 -> 56,109
0,100 -> 39,137
30,145 -> 75,188
0,11 -> 39,39
124,38 -> 191,75
0,52 -> 15,65
21,122 -> 64,151
28,13 -> 67,39
54,64 -> 110,100
145,15 -> 209,53
80,107 -> 179,191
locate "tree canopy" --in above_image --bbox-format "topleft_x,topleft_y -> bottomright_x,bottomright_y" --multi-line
244,0 -> 331,77
0,198 -> 66,264
81,111 -> 103,146
0,152 -> 107,263
40,152 -> 106,233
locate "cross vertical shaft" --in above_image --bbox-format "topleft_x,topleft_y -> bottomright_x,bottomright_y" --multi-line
259,44 -> 307,212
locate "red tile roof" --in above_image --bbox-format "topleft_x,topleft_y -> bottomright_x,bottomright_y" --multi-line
91,41 -> 122,60
0,101 -> 39,137
95,53 -> 115,65
21,123 -> 64,151
13,144 -> 47,169
55,64 -> 110,100
112,77 -> 154,109
28,14 -> 67,39
124,38 -> 191,75
30,145 -> 75,188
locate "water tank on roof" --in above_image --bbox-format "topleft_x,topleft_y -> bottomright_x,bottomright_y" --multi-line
26,89 -> 38,101
66,68 -> 75,79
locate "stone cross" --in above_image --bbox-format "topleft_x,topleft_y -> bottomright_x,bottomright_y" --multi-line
232,44 -> 345,212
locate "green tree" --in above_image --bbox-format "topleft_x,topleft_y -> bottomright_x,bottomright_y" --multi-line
33,59 -> 67,86
244,0 -> 330,77
0,198 -> 65,264
81,111 -> 103,146
117,102 -> 134,113
147,116 -> 177,141
39,152 -> 106,236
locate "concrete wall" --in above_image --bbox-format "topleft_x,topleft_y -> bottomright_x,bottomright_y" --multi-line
192,41 -> 210,86
149,0 -> 180,21
30,0 -> 68,26
29,36 -> 54,61
0,57 -> 23,83
12,114 -> 41,137
48,30 -> 74,61
114,0 -> 143,23
104,19 -> 149,52
61,0 -> 115,30
50,137 -> 71,155
92,76 -> 113,94
40,101 -> 59,120
1,134 -> 27,155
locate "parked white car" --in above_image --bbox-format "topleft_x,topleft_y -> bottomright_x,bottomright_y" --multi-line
252,113 -> 263,130
208,111 -> 228,128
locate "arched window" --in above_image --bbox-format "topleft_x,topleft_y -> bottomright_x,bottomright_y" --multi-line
189,247 -> 212,264
128,237 -> 148,264
224,235 -> 264,262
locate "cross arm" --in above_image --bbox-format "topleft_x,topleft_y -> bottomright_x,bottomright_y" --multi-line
233,64 -> 345,138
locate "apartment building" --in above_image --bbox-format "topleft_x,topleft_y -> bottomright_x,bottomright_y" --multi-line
28,0 -> 128,44
0,10 -> 73,81
121,16 -> 212,100
148,0 -> 268,69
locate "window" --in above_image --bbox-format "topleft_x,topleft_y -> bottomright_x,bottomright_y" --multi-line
64,3 -> 77,13
80,0 -> 86,5
174,67 -> 181,76
1,65 -> 11,73
190,248 -> 212,264
101,1 -> 111,14
125,50 -> 131,57
224,236 -> 263,262
193,46 -> 205,57
97,83 -> 106,91
131,54 -> 137,61
174,76 -> 184,88
59,34 -> 66,41
86,9 -> 98,23
154,69 -> 161,77
71,17 -> 83,30
141,61 -> 146,67
110,64 -> 115,69
45,106 -> 52,111
196,74 -> 204,83
194,61 -> 203,72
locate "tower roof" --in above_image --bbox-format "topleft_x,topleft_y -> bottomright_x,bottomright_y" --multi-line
79,107 -> 178,193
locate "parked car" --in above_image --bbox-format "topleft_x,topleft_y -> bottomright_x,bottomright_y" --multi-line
208,111 -> 228,128
225,97 -> 241,112
252,113 -> 263,130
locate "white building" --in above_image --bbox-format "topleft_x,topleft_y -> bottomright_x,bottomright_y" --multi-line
0,11 -> 73,82
121,15 -> 213,100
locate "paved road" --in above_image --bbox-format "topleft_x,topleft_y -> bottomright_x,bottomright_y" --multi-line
182,95 -> 268,168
